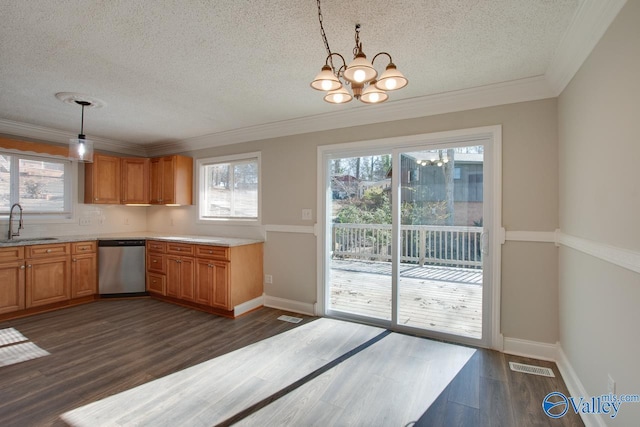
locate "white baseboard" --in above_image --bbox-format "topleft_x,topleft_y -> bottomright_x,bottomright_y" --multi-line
263,295 -> 316,316
502,337 -> 559,361
556,346 -> 607,427
234,295 -> 264,317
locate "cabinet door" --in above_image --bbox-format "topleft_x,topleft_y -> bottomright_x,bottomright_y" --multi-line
211,261 -> 230,310
179,257 -> 196,302
71,253 -> 97,298
166,255 -> 181,298
26,257 -> 70,308
85,154 -> 121,204
195,259 -> 213,305
121,158 -> 150,204
0,261 -> 25,314
161,156 -> 175,204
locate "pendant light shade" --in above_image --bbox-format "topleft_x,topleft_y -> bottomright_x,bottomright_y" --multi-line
324,86 -> 353,104
343,51 -> 377,84
68,100 -> 94,163
311,65 -> 342,91
69,136 -> 94,162
360,80 -> 389,104
375,63 -> 408,91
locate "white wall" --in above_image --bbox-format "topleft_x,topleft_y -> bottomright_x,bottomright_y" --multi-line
558,0 -> 640,424
153,98 -> 561,345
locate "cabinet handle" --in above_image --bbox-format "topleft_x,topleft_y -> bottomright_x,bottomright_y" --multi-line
208,264 -> 213,268
152,280 -> 157,284
20,265 -> 25,270
46,249 -> 52,253
152,260 -> 157,263
27,265 -> 32,268
209,250 -> 213,254
176,248 -> 181,251
73,258 -> 77,262
95,198 -> 99,201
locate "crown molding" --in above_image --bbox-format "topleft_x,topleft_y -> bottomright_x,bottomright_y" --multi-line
544,0 -> 627,96
0,118 -> 147,157
147,75 -> 554,156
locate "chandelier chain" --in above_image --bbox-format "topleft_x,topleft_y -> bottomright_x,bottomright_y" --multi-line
317,0 -> 335,71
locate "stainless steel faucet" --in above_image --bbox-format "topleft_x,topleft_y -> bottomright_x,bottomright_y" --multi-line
8,203 -> 23,240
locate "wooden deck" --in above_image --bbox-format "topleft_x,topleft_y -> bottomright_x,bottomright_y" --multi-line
330,260 -> 483,338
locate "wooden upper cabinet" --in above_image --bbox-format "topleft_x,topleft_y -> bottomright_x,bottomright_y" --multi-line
84,154 -> 121,204
150,155 -> 193,205
121,158 -> 150,204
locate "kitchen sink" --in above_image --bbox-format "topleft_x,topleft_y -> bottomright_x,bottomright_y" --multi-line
0,237 -> 59,244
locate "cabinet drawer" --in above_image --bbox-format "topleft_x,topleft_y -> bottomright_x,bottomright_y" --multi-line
195,245 -> 229,261
26,243 -> 70,259
147,273 -> 166,295
0,246 -> 25,263
147,240 -> 166,253
147,253 -> 166,274
167,243 -> 194,256
72,241 -> 96,254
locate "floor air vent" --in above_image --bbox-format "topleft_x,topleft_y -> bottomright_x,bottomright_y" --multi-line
509,362 -> 555,377
277,315 -> 303,324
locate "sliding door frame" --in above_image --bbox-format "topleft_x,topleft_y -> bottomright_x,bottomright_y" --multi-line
316,125 -> 503,349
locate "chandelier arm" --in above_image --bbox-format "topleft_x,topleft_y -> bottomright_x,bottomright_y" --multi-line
371,52 -> 393,66
325,52 -> 346,75
353,24 -> 361,56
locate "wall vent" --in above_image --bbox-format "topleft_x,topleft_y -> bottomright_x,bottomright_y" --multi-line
509,362 -> 555,377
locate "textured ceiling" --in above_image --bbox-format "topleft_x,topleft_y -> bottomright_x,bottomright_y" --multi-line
0,0 -> 581,147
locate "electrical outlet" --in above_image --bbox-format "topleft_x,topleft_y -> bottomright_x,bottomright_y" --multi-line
607,374 -> 616,394
302,209 -> 312,220
79,217 -> 91,226
265,274 -> 273,284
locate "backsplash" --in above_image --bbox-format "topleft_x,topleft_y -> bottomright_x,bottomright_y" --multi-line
4,204 -> 148,239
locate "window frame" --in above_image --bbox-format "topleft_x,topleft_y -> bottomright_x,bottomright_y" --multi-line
197,152 -> 261,224
0,150 -> 76,222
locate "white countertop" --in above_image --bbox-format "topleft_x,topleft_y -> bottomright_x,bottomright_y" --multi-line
0,232 -> 263,248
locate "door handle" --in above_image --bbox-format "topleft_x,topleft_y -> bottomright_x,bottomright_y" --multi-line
481,231 -> 489,256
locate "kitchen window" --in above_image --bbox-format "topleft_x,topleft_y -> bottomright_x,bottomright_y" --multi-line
197,152 -> 260,222
0,152 -> 73,218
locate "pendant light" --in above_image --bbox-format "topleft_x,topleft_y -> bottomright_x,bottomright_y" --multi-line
68,100 -> 94,163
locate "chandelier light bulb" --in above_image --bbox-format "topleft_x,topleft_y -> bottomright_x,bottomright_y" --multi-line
353,69 -> 366,83
384,78 -> 397,90
78,141 -> 86,157
324,87 -> 353,104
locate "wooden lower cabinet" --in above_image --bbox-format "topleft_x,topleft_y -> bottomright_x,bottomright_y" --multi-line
195,259 -> 230,309
0,260 -> 26,314
26,256 -> 71,308
147,241 -> 262,317
166,255 -> 195,301
71,253 -> 97,298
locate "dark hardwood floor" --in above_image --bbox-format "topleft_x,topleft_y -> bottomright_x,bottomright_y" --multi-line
0,299 -> 583,426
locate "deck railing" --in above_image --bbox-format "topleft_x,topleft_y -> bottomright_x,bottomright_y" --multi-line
332,223 -> 483,268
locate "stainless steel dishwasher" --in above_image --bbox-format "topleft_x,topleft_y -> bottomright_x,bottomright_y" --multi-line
98,240 -> 146,296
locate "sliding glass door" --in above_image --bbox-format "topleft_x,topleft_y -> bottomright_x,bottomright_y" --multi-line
320,129 -> 499,347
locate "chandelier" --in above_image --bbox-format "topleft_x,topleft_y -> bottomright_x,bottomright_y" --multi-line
310,0 -> 408,104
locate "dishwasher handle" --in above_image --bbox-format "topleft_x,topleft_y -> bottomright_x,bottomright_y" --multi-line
98,240 -> 146,247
